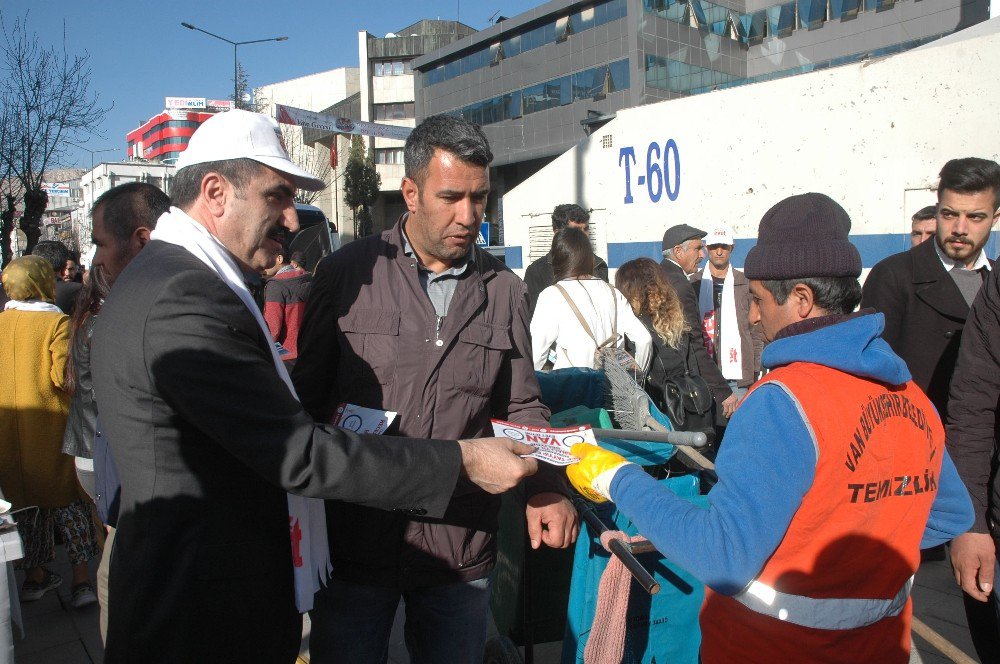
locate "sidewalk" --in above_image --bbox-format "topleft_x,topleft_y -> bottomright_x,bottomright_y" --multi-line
13,546 -> 984,663
12,548 -> 102,664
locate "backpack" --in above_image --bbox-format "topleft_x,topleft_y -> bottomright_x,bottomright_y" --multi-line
555,281 -> 624,369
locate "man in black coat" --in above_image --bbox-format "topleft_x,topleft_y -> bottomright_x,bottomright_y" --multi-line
947,265 -> 1000,661
861,158 -> 1000,421
523,203 -> 608,315
90,110 -> 537,663
862,157 -> 1000,662
31,240 -> 81,314
660,224 -> 735,422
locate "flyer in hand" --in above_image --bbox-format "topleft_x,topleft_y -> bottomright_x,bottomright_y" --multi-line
331,403 -> 397,434
490,419 -> 596,466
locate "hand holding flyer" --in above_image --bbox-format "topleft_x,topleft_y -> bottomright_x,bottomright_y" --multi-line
490,419 -> 597,466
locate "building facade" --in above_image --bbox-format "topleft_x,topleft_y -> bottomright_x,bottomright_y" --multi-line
412,0 -> 989,244
358,20 -> 477,231
126,97 -> 233,164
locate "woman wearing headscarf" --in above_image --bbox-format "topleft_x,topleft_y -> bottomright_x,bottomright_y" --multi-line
0,255 -> 99,608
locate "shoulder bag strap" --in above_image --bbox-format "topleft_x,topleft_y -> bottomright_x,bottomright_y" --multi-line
555,283 -> 598,345
680,333 -> 695,375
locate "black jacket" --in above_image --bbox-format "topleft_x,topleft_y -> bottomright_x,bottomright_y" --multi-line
946,265 -> 1000,537
659,259 -> 733,403
92,241 -> 462,663
860,239 -> 991,421
55,280 -> 81,315
524,250 -> 609,315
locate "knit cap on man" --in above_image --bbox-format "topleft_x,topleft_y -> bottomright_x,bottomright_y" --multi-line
743,192 -> 862,281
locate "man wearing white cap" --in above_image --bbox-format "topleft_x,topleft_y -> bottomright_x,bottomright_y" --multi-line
90,110 -> 538,663
692,224 -> 762,418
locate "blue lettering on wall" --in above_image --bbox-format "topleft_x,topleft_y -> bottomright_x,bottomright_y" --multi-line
620,141 -> 680,205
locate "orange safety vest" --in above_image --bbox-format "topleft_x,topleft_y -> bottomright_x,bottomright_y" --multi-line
701,362 -> 943,664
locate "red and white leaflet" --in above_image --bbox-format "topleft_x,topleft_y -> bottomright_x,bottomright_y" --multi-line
490,419 -> 596,466
331,403 -> 396,434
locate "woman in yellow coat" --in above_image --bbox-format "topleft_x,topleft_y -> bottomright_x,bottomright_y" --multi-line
0,255 -> 99,607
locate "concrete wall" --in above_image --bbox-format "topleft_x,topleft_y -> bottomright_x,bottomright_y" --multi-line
500,19 -> 1000,274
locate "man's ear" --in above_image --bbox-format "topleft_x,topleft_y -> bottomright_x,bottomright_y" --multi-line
133,226 -> 152,250
791,282 -> 816,319
202,172 -> 228,218
401,177 -> 420,213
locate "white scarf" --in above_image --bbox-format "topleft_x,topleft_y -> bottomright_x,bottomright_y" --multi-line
698,264 -> 742,381
4,300 -> 64,313
150,207 -> 329,613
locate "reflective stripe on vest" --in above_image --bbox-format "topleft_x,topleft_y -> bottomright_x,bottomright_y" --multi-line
732,576 -> 913,630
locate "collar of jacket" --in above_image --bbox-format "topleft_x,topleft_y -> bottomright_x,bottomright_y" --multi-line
389,212 -> 499,283
909,237 -> 979,320
774,309 -> 871,341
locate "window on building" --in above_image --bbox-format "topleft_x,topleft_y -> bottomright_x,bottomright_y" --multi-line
374,148 -> 405,165
373,60 -> 412,77
830,0 -> 861,19
423,0 -> 629,88
797,0 -> 826,29
767,2 -> 797,37
735,10 -> 768,44
374,103 -> 415,120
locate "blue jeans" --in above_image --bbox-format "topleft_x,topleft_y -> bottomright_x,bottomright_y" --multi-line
308,576 -> 492,664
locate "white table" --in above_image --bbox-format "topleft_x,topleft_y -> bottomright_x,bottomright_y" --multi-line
0,511 -> 24,664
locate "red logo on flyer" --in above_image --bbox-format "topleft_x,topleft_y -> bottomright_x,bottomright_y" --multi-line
289,516 -> 303,567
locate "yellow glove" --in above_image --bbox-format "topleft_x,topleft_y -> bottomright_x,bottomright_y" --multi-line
566,443 -> 632,503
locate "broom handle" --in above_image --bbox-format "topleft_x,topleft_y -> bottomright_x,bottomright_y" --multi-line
573,497 -> 660,595
592,428 -> 708,447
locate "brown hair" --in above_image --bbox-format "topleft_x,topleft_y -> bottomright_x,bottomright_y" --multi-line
63,265 -> 112,395
551,227 -> 595,281
615,257 -> 687,348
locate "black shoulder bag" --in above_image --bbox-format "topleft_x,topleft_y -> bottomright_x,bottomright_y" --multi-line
657,334 -> 715,432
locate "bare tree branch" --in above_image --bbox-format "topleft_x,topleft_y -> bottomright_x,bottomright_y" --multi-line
0,12 -> 111,254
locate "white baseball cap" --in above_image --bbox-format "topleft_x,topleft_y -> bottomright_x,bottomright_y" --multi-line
175,109 -> 325,191
704,223 -> 735,246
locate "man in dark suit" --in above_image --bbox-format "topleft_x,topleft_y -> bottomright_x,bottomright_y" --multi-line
524,203 -> 609,315
660,224 -> 735,427
31,240 -> 81,314
90,109 -> 537,664
861,158 -> 1000,420
862,157 -> 1000,662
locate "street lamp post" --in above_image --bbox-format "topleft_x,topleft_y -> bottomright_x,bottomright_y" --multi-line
180,22 -> 288,107
65,141 -> 117,249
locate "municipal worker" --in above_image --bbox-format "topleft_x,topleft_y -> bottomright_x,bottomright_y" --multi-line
567,192 -> 974,663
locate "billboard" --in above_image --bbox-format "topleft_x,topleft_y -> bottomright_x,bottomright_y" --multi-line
42,182 -> 71,197
206,99 -> 233,111
275,104 -> 412,141
165,96 -> 207,109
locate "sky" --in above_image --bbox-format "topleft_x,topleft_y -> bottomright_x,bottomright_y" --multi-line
3,0 -> 543,170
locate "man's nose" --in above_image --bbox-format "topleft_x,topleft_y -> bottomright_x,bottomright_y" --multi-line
953,214 -> 969,236
283,205 -> 300,233
456,198 -> 478,227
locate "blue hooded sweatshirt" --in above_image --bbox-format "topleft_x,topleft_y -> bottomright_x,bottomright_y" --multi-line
609,313 -> 974,595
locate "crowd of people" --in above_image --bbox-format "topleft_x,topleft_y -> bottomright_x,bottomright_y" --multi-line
1,107 -> 1000,664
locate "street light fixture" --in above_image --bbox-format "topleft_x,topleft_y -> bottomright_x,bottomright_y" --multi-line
65,141 -> 117,174
181,22 -> 288,107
